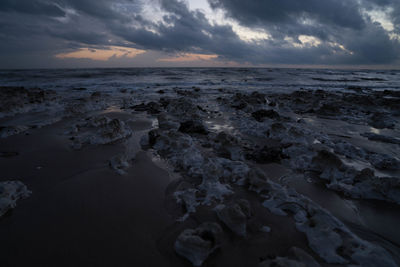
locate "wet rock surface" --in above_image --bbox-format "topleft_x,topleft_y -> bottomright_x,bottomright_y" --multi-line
259,247 -> 320,267
178,120 -> 208,135
0,181 -> 31,217
252,109 -> 281,122
215,200 -> 250,237
130,102 -> 161,114
134,88 -> 400,266
109,154 -> 134,175
0,86 -> 57,115
1,81 -> 400,266
68,116 -> 132,149
174,222 -> 223,266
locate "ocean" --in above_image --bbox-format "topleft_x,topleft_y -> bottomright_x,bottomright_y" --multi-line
0,68 -> 399,93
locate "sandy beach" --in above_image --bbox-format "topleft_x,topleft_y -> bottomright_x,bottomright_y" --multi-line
1,68 -> 400,266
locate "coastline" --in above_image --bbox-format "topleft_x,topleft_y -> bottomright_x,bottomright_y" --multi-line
0,68 -> 399,266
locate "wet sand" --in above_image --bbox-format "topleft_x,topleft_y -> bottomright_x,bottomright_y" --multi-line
0,116 -> 177,266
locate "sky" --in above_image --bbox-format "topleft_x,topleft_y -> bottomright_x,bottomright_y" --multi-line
0,0 -> 399,69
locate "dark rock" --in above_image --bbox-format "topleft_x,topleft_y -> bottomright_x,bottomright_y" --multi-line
247,146 -> 283,164
369,154 -> 400,170
259,247 -> 321,267
148,130 -> 160,147
131,102 -> 161,114
174,222 -> 223,266
230,92 -> 266,110
368,113 -> 395,129
0,151 -> 19,158
90,91 -> 102,98
315,103 -> 340,116
0,86 -> 56,113
179,120 -> 208,135
354,168 -> 375,183
252,109 -> 280,122
231,100 -> 247,110
216,200 -> 251,237
214,132 -> 244,160
361,133 -> 400,145
347,86 -> 364,92
311,150 -> 344,172
382,90 -> 400,98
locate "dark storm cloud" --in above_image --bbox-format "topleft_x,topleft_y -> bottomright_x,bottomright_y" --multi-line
0,0 -> 65,16
209,0 -> 366,30
0,0 -> 399,68
208,0 -> 400,64
112,0 -> 264,64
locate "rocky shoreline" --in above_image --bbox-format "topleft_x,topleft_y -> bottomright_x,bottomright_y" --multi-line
1,85 -> 399,266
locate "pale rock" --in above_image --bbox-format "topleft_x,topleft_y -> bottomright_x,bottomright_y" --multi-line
0,181 -> 31,217
174,222 -> 222,266
215,200 -> 250,237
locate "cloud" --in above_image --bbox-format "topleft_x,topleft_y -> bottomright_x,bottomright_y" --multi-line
0,0 -> 66,17
208,0 -> 366,31
55,46 -> 146,61
208,0 -> 400,64
158,53 -> 218,62
0,0 -> 399,68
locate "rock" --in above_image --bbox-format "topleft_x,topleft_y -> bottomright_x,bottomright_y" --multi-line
309,150 -> 400,204
109,154 -> 132,175
158,114 -> 180,130
0,151 -> 19,158
214,132 -> 244,161
131,102 -> 161,114
215,200 -> 250,237
69,116 -> 132,148
179,120 -> 208,135
259,247 -> 320,267
174,188 -> 199,221
252,109 -> 280,122
174,222 -> 223,266
259,257 -> 306,267
165,97 -> 202,119
260,226 -> 271,233
369,154 -> 400,170
0,125 -> 30,138
287,247 -> 320,267
91,118 -> 132,145
0,181 -> 31,217
228,92 -> 266,110
0,86 -> 56,114
382,89 -> 400,98
64,95 -> 108,115
176,89 -> 200,97
261,181 -> 397,266
361,133 -> 400,145
368,113 -> 396,129
90,91 -> 102,98
148,129 -> 160,147
247,146 -> 283,164
315,103 -> 340,116
310,150 -> 344,172
347,86 -> 364,92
